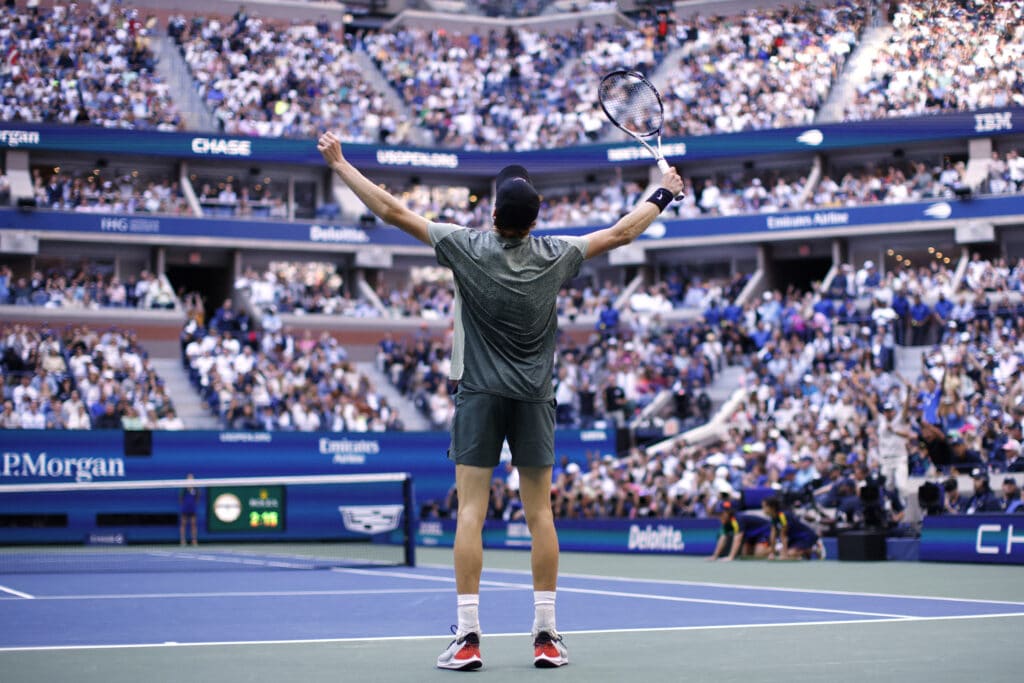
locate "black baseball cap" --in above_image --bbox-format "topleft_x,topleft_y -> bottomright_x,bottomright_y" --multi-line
494,165 -> 540,233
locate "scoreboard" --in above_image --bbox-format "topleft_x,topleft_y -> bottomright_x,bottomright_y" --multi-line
207,485 -> 286,532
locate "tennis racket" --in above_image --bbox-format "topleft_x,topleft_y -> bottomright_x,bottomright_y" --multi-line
598,69 -> 682,199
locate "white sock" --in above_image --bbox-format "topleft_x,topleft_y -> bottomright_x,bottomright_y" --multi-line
533,590 -> 556,636
457,594 -> 480,637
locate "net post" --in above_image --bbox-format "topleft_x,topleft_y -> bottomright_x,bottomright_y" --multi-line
402,474 -> 417,567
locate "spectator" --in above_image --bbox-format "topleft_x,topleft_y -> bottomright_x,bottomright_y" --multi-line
964,468 -> 1003,514
93,402 -> 122,429
942,478 -> 964,514
1002,477 -> 1022,514
868,394 -> 913,494
1004,439 -> 1024,472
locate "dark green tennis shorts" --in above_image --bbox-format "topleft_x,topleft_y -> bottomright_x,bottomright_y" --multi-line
449,386 -> 556,468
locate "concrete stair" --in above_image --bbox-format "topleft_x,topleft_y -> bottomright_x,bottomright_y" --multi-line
705,363 -> 746,408
894,344 -> 928,380
356,362 -> 433,432
815,23 -> 894,124
149,357 -> 221,430
151,34 -> 219,133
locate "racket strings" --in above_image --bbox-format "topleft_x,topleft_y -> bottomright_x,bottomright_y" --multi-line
599,74 -> 663,137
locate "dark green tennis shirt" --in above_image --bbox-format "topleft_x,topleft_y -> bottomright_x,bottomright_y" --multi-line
428,222 -> 588,402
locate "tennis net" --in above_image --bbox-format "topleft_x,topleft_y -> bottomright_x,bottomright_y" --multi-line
0,473 -> 416,573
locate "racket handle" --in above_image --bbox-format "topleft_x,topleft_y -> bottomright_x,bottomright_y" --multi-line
656,158 -> 684,201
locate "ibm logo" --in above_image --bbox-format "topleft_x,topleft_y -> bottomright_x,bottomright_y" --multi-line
974,112 -> 1013,133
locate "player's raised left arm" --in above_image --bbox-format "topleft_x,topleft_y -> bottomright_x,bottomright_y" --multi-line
317,132 -> 430,245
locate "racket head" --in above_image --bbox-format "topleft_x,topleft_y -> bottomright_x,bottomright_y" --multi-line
598,69 -> 665,138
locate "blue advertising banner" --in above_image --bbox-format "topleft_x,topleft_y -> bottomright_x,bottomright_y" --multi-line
0,429 -> 614,506
5,194 -> 1024,249
0,207 -> 424,248
417,518 -> 720,556
919,515 -> 1024,565
1,108 -> 1020,173
0,430 -> 613,544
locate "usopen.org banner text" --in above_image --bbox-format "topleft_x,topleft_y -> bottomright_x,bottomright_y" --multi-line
375,149 -> 459,169
1,451 -> 126,483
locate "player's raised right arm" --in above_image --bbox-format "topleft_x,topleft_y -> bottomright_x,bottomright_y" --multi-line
583,167 -> 683,260
317,132 -> 430,245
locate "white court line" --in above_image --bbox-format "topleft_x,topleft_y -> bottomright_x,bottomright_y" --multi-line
331,567 -> 465,583
0,584 -> 34,599
6,565 -> 905,618
420,562 -> 1024,608
331,566 -> 525,589
8,587 -> 521,602
553,585 -> 909,619
333,566 -> 906,618
2,612 -> 1022,653
145,551 -> 319,570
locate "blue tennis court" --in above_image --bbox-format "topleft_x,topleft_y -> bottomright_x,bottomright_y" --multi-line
2,551 -> 1022,656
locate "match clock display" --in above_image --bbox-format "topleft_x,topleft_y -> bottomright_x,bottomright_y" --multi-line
207,485 -> 286,532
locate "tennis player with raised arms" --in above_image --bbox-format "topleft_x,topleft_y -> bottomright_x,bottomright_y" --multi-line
318,131 -> 682,671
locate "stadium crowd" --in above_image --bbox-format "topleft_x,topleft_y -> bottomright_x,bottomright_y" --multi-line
169,9 -> 408,143
624,255 -> 1021,524
0,3 -> 182,130
5,0 -> 1024,537
845,0 -> 1024,121
181,299 -> 403,432
233,257 -> 738,323
0,264 -> 176,310
416,251 -> 1024,526
385,145 -> 1024,234
194,177 -> 287,219
30,168 -> 191,215
374,295 -> 719,433
0,264 -> 177,309
660,1 -> 865,137
3,0 -> 1021,152
22,145 -> 1022,227
363,21 -> 670,151
234,264 -> 381,318
0,323 -> 181,431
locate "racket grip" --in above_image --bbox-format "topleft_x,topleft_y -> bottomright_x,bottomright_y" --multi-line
656,158 -> 684,201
